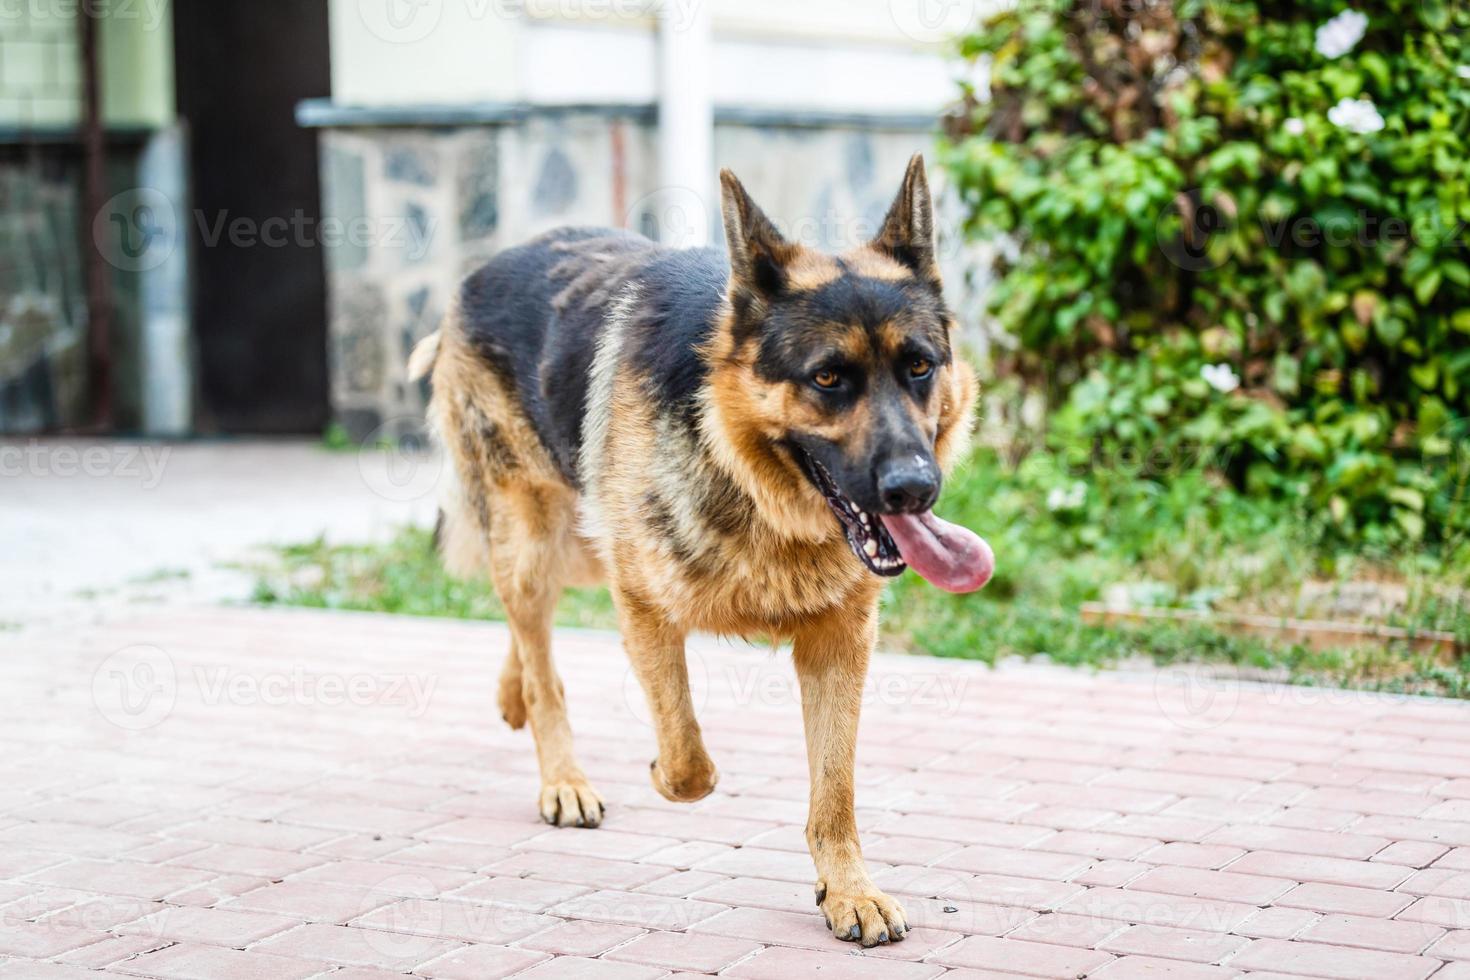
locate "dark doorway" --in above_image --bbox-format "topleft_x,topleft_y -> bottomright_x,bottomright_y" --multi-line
172,0 -> 331,434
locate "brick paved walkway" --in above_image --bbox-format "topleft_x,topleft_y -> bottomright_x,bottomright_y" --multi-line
3,606 -> 1470,979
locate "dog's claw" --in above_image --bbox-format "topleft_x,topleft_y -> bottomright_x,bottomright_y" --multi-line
815,885 -> 827,906
818,885 -> 907,948
538,778 -> 605,828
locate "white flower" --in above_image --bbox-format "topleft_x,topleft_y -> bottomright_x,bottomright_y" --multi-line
1201,363 -> 1240,393
1328,96 -> 1385,134
1315,9 -> 1368,59
1284,117 -> 1305,136
1457,66 -> 1470,80
1046,482 -> 1087,513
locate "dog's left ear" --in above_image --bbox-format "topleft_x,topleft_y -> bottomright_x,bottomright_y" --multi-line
871,154 -> 941,290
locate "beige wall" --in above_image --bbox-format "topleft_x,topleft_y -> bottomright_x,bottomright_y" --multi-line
326,0 -> 959,111
0,0 -> 174,129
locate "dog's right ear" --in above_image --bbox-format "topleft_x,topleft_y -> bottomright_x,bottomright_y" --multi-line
719,169 -> 797,299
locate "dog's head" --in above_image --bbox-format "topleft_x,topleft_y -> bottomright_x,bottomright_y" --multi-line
706,156 -> 992,592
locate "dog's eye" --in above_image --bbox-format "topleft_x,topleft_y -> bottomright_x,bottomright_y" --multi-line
812,369 -> 841,390
909,358 -> 933,380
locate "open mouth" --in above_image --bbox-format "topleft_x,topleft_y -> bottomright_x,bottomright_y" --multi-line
797,449 -> 907,577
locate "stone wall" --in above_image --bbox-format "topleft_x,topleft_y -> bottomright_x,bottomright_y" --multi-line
315,112 -> 991,443
0,155 -> 89,431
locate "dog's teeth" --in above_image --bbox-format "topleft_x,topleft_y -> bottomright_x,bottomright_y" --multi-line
859,513 -> 869,525
864,539 -> 878,557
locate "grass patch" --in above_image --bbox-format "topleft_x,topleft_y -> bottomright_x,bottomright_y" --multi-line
250,447 -> 1469,698
250,529 -> 617,629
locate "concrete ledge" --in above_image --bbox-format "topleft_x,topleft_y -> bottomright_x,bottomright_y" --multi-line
295,98 -> 938,133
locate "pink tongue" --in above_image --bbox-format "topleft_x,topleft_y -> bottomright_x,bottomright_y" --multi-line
880,511 -> 994,594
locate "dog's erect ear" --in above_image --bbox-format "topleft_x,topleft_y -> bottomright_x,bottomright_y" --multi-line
720,169 -> 797,298
871,154 -> 941,288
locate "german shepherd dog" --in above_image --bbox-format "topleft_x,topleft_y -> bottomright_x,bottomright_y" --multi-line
409,155 -> 994,947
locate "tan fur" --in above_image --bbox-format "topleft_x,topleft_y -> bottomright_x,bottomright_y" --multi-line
422,155 -> 970,945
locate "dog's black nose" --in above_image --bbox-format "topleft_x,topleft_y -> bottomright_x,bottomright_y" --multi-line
876,456 -> 939,513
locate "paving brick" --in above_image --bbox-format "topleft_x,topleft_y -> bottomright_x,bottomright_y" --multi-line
1063,886 -> 1259,933
926,935 -> 1114,976
1373,841 -> 1450,868
1128,866 -> 1295,905
515,919 -> 647,956
1207,825 -> 1391,860
549,889 -> 730,931
724,944 -> 944,979
1276,882 -> 1415,917
0,920 -> 108,959
109,940 -> 327,979
1004,911 -> 1126,948
447,875 -> 591,911
1429,930 -> 1470,960
252,921 -> 462,971
25,859 -> 216,901
1298,912 -> 1444,954
116,904 -> 299,946
1087,955 -> 1238,978
353,897 -> 559,944
484,850 -> 669,890
405,943 -> 550,979
603,930 -> 762,972
1227,851 -> 1413,890
934,844 -> 1092,881
1394,896 -> 1470,929
1097,923 -> 1248,963
1227,938 -> 1442,980
1138,843 -> 1246,870
1236,906 -> 1321,940
166,842 -> 326,879
226,880 -> 403,924
510,955 -> 669,979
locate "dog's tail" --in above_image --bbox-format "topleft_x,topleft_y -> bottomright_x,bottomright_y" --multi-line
409,321 -> 491,579
407,330 -> 441,383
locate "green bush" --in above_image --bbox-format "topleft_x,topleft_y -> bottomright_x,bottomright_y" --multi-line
942,0 -> 1470,554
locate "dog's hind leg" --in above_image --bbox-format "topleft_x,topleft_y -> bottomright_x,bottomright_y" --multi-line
615,584 -> 718,803
489,483 -> 604,828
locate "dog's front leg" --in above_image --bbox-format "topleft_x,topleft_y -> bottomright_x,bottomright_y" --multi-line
793,603 -> 909,947
616,586 -> 719,802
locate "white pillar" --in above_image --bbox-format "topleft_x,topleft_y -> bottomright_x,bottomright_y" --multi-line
656,0 -> 713,247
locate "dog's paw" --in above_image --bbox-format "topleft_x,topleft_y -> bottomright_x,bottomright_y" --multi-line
649,756 -> 719,803
498,672 -> 527,730
816,881 -> 908,947
539,778 -> 605,828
